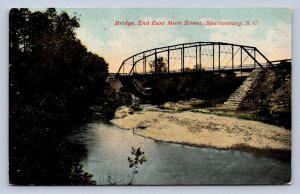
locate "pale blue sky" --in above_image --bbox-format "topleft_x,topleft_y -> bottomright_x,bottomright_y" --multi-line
54,8 -> 291,72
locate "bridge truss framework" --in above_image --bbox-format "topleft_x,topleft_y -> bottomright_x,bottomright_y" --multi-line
117,42 -> 276,76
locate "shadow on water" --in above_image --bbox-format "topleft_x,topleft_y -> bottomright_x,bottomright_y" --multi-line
15,103 -> 288,185
9,105 -> 108,185
66,112 -> 291,185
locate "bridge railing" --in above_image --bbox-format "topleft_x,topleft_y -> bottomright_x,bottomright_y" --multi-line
270,59 -> 291,66
109,73 -> 128,76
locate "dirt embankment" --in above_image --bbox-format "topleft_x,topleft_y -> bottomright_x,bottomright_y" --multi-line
239,64 -> 291,129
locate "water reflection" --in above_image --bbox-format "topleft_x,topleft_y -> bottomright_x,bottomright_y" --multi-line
67,122 -> 291,185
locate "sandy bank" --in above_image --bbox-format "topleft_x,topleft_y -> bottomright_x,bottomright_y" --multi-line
111,110 -> 291,153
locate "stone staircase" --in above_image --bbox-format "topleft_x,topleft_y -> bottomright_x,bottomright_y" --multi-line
219,69 -> 262,110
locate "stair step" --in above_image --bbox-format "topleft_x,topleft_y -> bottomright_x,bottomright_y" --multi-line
219,69 -> 261,110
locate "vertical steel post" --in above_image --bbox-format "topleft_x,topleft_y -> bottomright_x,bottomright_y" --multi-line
218,43 -> 221,73
195,46 -> 198,71
182,44 -> 185,72
167,47 -> 170,73
212,44 -> 215,71
240,47 -> 243,73
200,45 -> 202,71
181,48 -> 183,72
232,45 -> 234,70
143,53 -> 146,74
155,49 -> 157,74
145,57 -> 147,73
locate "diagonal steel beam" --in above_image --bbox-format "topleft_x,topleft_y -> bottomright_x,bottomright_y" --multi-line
253,48 -> 274,67
241,47 -> 263,68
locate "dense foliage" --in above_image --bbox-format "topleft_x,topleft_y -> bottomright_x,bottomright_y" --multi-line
10,8 -> 108,113
9,8 -> 108,185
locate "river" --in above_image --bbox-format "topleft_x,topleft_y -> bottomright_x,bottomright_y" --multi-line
66,110 -> 291,185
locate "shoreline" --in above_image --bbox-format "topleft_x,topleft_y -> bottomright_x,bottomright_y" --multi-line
111,107 -> 291,161
132,132 -> 291,162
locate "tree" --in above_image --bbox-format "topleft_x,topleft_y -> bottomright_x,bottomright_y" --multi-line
9,8 -> 109,112
149,56 -> 167,73
9,8 -> 108,185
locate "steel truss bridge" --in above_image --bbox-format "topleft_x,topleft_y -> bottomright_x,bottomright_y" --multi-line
116,41 -> 290,77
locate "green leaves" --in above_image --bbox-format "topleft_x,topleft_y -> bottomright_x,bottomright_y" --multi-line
127,147 -> 147,185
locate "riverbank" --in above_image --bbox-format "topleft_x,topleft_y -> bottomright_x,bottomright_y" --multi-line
111,108 -> 291,159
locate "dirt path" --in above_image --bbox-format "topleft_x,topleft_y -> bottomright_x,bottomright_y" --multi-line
111,110 -> 291,152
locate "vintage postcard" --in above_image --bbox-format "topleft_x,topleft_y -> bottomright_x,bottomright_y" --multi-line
9,8 -> 291,185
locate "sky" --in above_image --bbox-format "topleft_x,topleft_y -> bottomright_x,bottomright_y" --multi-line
59,8 -> 291,72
